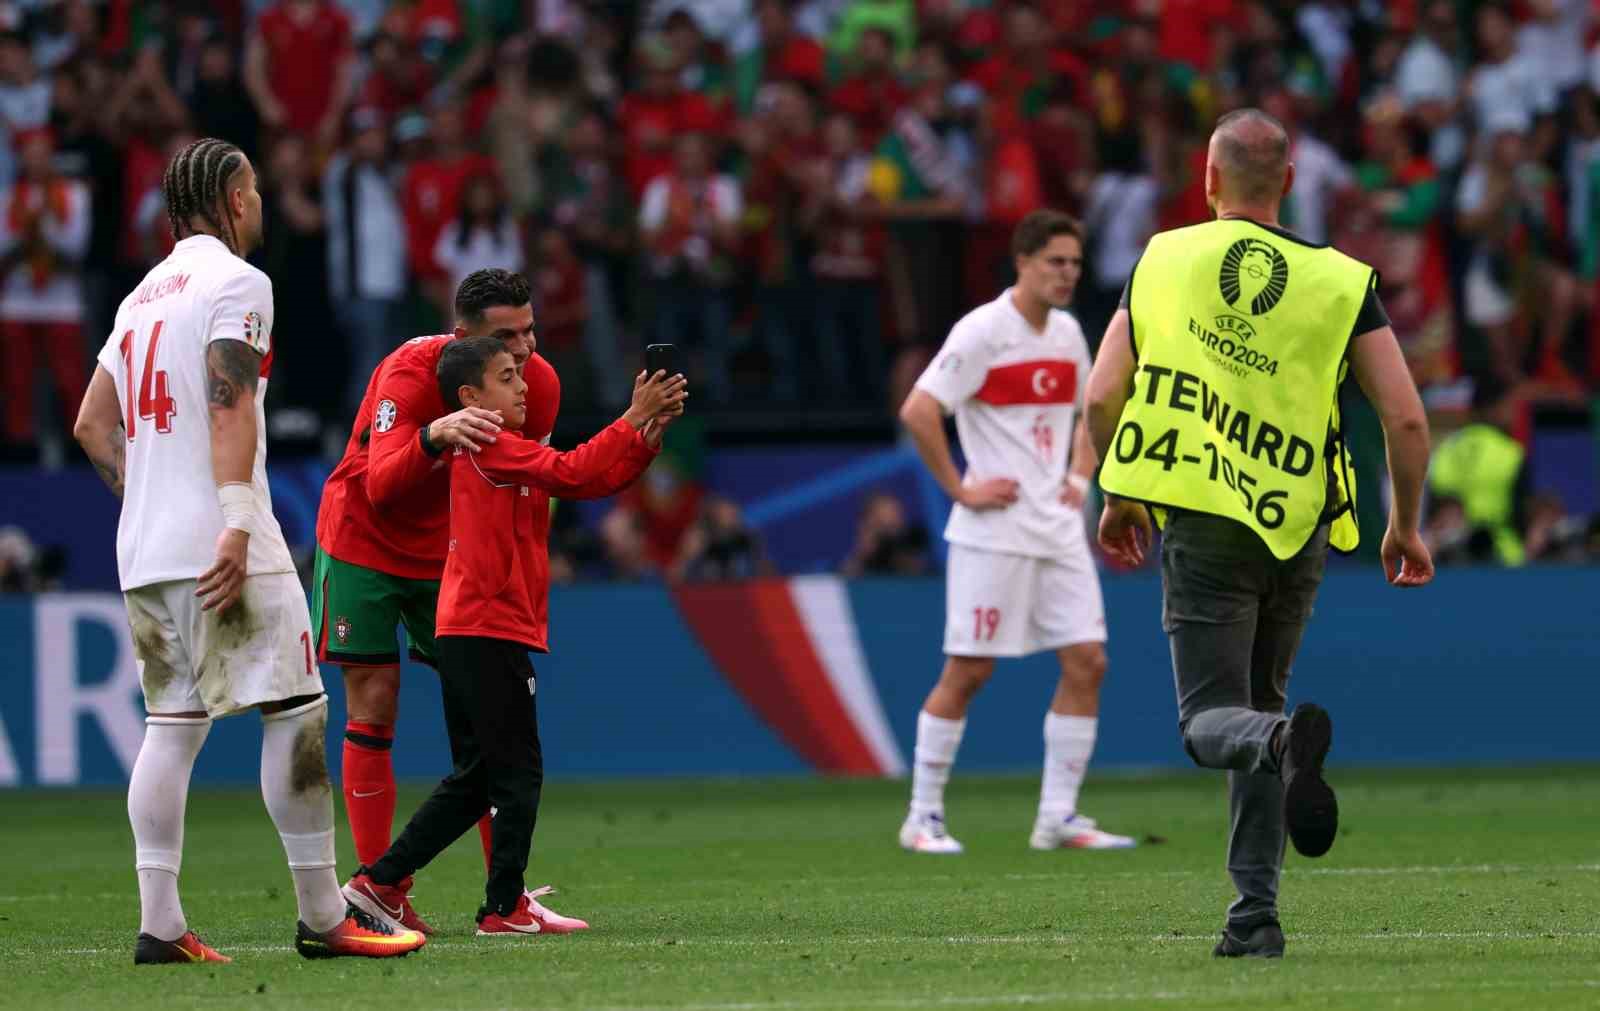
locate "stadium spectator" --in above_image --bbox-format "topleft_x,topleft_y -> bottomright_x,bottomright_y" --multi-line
738,79 -> 816,401
1344,96 -> 1456,387
663,9 -> 730,109
1456,110 -> 1583,389
619,37 -> 726,198
323,108 -> 407,415
0,32 -> 53,187
0,128 -> 89,452
536,106 -> 631,406
244,0 -> 357,146
1394,0 -> 1468,171
840,490 -> 930,577
258,132 -> 334,439
805,110 -> 887,404
733,0 -> 825,115
433,171 -> 525,314
640,131 -> 741,402
185,33 -> 260,164
828,27 -> 907,147
674,495 -> 774,582
399,102 -> 496,307
352,31 -> 434,125
529,224 -> 593,407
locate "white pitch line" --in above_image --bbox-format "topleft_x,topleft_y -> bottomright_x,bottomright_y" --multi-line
4,861 -> 1597,905
1152,929 -> 1600,943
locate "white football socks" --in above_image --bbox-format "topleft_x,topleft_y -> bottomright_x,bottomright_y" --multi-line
261,696 -> 344,933
128,715 -> 211,941
909,711 -> 966,816
1039,712 -> 1098,821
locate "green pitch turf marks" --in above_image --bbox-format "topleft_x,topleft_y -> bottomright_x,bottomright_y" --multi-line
1,767 -> 1596,1010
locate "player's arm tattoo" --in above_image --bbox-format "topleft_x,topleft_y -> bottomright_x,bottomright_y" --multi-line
207,338 -> 261,409
87,424 -> 126,498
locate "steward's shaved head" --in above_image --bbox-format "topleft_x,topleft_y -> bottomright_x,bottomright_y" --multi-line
1209,108 -> 1290,206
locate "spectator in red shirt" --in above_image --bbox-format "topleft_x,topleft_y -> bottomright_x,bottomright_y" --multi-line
618,39 -> 726,197
353,32 -> 435,124
244,0 -> 357,147
400,102 -> 498,301
966,1 -> 1088,136
344,335 -> 685,937
829,27 -> 908,147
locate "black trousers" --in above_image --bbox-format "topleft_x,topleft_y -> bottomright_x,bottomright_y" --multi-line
370,636 -> 543,916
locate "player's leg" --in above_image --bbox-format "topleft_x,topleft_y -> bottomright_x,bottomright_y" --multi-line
354,636 -> 493,924
1028,547 -> 1136,849
229,572 -> 423,958
312,549 -> 405,867
467,645 -> 586,935
124,581 -> 229,965
901,546 -> 1023,854
398,578 -> 495,874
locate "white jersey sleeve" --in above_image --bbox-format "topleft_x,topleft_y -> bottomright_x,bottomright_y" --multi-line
206,267 -> 273,357
914,311 -> 995,412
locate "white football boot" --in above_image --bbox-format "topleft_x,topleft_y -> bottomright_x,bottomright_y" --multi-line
1029,813 -> 1138,850
899,810 -> 964,854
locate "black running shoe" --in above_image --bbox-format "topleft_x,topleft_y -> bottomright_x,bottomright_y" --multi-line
1213,921 -> 1286,958
1281,703 -> 1338,857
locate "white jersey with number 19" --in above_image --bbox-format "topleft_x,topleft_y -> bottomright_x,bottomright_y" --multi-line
95,234 -> 296,592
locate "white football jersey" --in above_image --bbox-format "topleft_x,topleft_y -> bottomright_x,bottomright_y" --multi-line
95,234 -> 296,591
914,288 -> 1094,559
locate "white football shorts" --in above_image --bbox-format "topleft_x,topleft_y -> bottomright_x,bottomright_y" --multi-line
943,541 -> 1106,658
124,571 -> 323,717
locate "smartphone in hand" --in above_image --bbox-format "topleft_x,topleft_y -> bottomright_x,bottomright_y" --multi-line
645,343 -> 678,379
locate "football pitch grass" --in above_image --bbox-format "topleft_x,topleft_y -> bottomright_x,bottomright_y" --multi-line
2,767 -> 1597,1010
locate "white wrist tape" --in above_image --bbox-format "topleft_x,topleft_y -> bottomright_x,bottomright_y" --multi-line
1068,474 -> 1090,493
217,482 -> 256,534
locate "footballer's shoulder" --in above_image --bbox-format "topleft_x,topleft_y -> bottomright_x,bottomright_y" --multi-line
390,333 -> 455,369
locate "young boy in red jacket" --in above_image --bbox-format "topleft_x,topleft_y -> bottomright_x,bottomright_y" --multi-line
343,335 -> 686,935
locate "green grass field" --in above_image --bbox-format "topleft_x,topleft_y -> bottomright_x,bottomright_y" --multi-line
2,767 -> 1597,1010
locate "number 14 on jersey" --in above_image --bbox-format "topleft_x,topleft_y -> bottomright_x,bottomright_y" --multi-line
119,320 -> 176,438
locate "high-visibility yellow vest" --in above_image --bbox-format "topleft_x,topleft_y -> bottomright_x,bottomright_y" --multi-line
1098,219 -> 1372,559
1429,423 -> 1525,566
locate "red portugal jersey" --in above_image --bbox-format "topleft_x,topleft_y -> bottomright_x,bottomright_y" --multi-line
316,336 -> 654,580
436,423 -> 639,650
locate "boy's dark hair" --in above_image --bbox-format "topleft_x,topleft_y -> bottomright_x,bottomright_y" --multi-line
437,335 -> 512,412
163,137 -> 248,254
454,268 -> 531,324
1011,209 -> 1082,259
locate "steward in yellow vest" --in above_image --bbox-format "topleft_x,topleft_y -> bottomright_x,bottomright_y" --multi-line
1097,217 -> 1371,558
1082,108 -> 1435,960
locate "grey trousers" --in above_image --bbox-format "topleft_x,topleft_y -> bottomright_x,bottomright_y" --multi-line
1160,511 -> 1329,929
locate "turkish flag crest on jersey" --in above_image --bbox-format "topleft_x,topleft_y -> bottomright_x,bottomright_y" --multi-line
973,360 -> 1077,406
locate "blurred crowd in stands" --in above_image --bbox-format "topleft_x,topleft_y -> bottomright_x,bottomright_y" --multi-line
0,0 -> 1598,580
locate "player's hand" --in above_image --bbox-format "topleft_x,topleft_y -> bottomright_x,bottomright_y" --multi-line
1381,524 -> 1434,587
624,370 -> 688,429
642,412 -> 676,449
427,407 -> 503,452
197,528 -> 249,613
1060,473 -> 1090,508
957,477 -> 1019,511
1098,496 -> 1153,568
